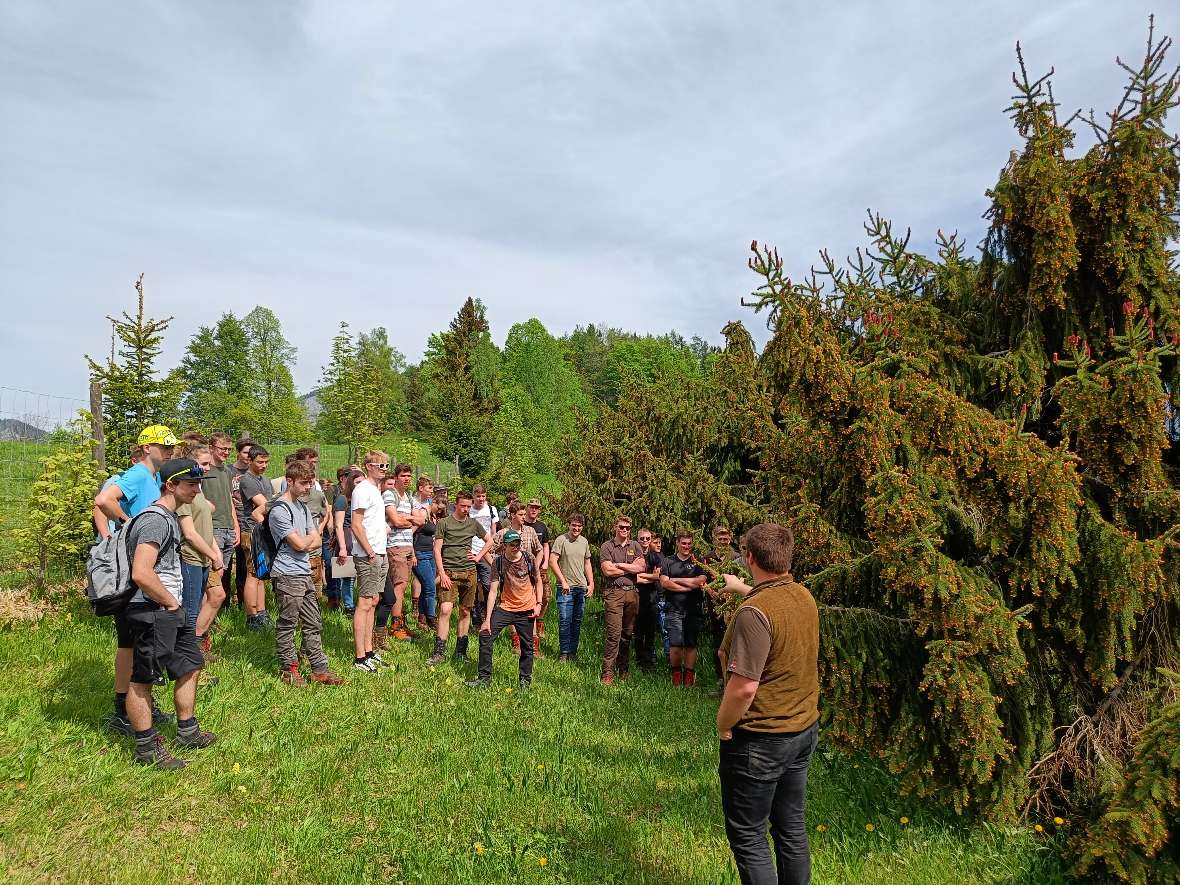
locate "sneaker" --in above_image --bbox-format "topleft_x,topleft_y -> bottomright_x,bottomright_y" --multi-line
518,677 -> 532,690
134,733 -> 186,769
106,712 -> 134,737
174,726 -> 217,749
558,653 -> 571,663
280,664 -> 307,687
309,670 -> 345,685
368,652 -> 390,668
152,672 -> 167,686
465,677 -> 491,688
343,606 -> 356,617
353,658 -> 378,673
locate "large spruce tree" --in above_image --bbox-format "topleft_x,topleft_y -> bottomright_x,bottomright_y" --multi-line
557,25 -> 1180,871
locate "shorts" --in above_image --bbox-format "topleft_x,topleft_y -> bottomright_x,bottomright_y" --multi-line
124,604 -> 204,684
387,546 -> 413,587
355,554 -> 388,599
209,527 -> 236,588
115,610 -> 134,649
439,567 -> 477,608
665,597 -> 703,648
241,530 -> 257,578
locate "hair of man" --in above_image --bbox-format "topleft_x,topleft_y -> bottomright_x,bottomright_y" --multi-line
742,523 -> 794,574
472,483 -> 487,495
236,437 -> 255,454
416,474 -> 432,490
568,512 -> 586,526
210,431 -> 233,448
675,529 -> 694,542
286,460 -> 316,482
614,515 -> 632,528
393,463 -> 412,477
455,490 -> 473,503
181,431 -> 207,444
249,445 -> 270,461
284,452 -> 297,466
179,441 -> 210,460
363,449 -> 390,466
507,501 -> 523,515
293,446 -> 319,461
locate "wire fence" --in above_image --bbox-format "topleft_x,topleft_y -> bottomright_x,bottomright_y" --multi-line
0,385 -> 462,590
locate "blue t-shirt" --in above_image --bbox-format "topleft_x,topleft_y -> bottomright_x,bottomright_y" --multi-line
114,462 -> 161,517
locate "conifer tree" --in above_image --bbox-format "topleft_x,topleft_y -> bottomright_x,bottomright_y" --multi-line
558,25 -> 1180,837
317,322 -> 386,463
86,274 -> 179,471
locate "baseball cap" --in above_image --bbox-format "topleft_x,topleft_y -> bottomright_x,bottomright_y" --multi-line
138,425 -> 179,447
160,458 -> 207,483
503,530 -> 522,545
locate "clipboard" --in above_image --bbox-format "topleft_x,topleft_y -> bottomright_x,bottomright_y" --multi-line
332,556 -> 357,579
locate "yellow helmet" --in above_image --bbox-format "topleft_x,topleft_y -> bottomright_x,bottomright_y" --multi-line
137,425 -> 179,447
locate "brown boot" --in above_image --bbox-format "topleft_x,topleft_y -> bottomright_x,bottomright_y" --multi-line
533,632 -> 543,659
391,616 -> 412,642
280,664 -> 307,687
308,670 -> 345,685
417,612 -> 429,630
373,627 -> 388,650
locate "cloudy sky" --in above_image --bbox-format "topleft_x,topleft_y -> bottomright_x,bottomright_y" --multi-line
0,0 -> 1167,402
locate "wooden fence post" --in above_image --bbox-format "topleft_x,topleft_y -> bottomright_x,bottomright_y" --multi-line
89,381 -> 106,480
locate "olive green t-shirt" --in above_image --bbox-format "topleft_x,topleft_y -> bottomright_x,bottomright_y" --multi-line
203,463 -> 235,531
551,533 -> 591,588
436,515 -> 487,572
177,492 -> 215,567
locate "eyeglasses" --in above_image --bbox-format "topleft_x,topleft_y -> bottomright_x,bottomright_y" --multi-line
212,445 -> 231,453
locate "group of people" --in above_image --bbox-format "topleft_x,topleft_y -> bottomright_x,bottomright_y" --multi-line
92,424 -> 820,883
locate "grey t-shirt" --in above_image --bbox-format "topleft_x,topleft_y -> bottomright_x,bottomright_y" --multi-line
238,471 -> 271,531
126,506 -> 183,605
268,499 -> 314,577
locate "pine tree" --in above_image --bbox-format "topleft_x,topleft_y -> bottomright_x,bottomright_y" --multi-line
86,274 -> 179,471
558,26 -> 1180,830
317,322 -> 386,463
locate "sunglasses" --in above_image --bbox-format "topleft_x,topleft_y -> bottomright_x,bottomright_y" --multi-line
368,463 -> 390,471
166,465 -> 205,482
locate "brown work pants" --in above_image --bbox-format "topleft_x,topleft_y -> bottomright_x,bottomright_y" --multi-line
602,586 -> 638,678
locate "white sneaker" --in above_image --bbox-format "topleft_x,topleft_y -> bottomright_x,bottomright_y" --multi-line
353,658 -> 377,673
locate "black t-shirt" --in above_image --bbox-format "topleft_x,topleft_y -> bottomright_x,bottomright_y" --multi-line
525,519 -> 550,548
638,549 -> 662,586
662,554 -> 706,611
413,519 -> 437,553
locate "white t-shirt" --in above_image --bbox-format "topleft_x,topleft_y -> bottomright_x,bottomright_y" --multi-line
383,488 -> 415,548
470,503 -> 498,556
350,479 -> 388,556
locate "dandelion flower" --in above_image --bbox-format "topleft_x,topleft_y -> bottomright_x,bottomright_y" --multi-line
538,857 -> 548,867
865,823 -> 875,832
899,816 -> 909,825
505,687 -> 513,694
474,842 -> 485,856
237,785 -> 247,794
232,762 -> 241,773
815,824 -> 827,833
537,763 -> 545,770
1053,816 -> 1065,825
1034,824 -> 1044,833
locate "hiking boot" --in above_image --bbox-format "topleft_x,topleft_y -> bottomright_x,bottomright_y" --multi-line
558,653 -> 571,663
106,712 -> 134,737
518,677 -> 532,690
453,636 -> 470,662
684,670 -> 696,688
511,632 -> 521,656
417,612 -> 429,630
280,664 -> 307,687
465,677 -> 491,688
198,634 -> 220,663
390,617 -> 413,642
134,732 -> 186,769
151,699 -> 175,725
343,606 -> 355,617
426,615 -> 438,632
174,723 -> 217,749
309,670 -> 345,685
533,633 -> 543,659
326,598 -> 341,611
373,627 -> 388,651
353,657 -> 378,673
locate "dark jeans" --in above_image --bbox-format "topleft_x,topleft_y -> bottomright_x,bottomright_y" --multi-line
472,559 -> 492,627
635,583 -> 661,664
556,585 -> 586,655
478,606 -> 535,682
180,562 -> 209,632
719,723 -> 818,885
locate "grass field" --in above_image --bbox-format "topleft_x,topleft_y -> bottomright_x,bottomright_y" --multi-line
0,589 -> 1069,884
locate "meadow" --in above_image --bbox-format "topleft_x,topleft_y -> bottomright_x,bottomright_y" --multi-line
0,589 -> 1069,884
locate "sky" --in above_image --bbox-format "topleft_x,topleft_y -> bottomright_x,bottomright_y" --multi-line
0,0 -> 1169,403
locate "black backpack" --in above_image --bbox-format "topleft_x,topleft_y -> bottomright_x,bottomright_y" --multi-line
251,500 -> 296,580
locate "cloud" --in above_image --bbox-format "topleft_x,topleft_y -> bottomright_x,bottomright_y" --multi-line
0,0 -> 1166,399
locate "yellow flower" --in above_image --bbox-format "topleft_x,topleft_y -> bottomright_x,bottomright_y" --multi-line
865,823 -> 875,832
506,687 -> 513,694
538,857 -> 548,867
1034,824 -> 1044,833
537,763 -> 545,771
853,763 -> 860,769
815,824 -> 827,832
237,785 -> 247,794
232,762 -> 241,773
473,843 -> 485,856
1053,816 -> 1065,825
899,816 -> 909,825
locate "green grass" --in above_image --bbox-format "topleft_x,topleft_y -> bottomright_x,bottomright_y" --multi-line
0,592 -> 1068,883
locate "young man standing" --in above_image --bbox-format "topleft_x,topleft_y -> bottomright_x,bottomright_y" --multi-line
716,524 -> 819,885
269,459 -> 344,687
597,515 -> 644,685
468,484 -> 500,630
237,445 -> 273,630
123,458 -> 216,768
94,425 -> 178,736
429,490 -> 491,666
634,527 -> 663,672
228,438 -> 254,606
466,530 -> 543,689
550,512 -> 594,662
376,465 -> 426,646
410,475 -> 436,629
203,433 -> 239,631
522,498 -> 552,645
659,530 -> 709,686
351,452 -> 390,672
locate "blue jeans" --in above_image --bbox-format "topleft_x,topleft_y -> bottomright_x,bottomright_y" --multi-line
659,597 -> 670,654
556,586 -> 587,656
413,551 -> 437,619
325,555 -> 354,611
180,562 -> 209,632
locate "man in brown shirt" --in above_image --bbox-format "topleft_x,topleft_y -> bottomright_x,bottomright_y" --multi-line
716,523 -> 819,885
597,515 -> 644,685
